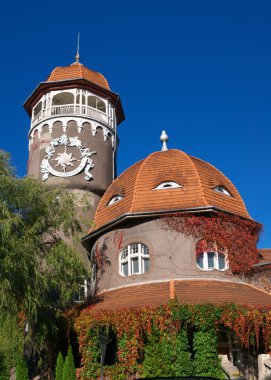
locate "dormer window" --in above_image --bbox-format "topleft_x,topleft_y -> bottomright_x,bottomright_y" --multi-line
154,181 -> 182,190
108,195 -> 123,206
214,185 -> 231,197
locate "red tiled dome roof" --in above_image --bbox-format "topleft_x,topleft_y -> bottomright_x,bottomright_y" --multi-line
92,149 -> 250,230
46,62 -> 110,90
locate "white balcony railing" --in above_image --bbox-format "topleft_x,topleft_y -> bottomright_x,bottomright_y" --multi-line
32,104 -> 112,127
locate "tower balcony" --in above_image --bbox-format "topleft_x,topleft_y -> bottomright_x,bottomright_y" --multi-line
32,104 -> 113,128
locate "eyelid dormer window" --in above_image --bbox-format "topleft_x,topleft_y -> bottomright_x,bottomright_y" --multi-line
154,181 -> 182,190
214,186 -> 232,197
108,195 -> 123,206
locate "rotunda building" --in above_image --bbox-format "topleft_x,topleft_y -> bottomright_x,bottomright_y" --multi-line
82,133 -> 270,310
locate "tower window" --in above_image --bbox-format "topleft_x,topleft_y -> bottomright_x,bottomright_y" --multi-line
154,181 -> 182,190
119,243 -> 150,277
88,96 -> 106,113
214,185 -> 232,197
108,195 -> 123,206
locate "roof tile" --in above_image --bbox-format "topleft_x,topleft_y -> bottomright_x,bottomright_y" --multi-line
92,149 -> 250,231
84,280 -> 271,313
46,62 -> 110,90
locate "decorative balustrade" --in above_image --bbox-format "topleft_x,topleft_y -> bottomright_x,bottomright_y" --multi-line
32,104 -> 112,127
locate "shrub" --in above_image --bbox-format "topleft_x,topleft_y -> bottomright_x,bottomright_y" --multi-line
63,346 -> 76,380
193,330 -> 225,379
55,352 -> 64,380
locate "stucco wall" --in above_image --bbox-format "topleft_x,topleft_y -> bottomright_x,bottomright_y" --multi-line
92,218 -> 235,294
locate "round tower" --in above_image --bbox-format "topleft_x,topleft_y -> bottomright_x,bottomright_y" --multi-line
24,58 -> 124,206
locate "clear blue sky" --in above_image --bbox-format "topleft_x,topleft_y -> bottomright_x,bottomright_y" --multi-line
1,0 -> 270,248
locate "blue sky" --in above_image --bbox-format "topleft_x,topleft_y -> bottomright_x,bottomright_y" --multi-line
1,0 -> 270,247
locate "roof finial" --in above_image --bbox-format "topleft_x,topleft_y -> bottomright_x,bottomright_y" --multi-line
160,130 -> 169,151
75,32 -> 80,63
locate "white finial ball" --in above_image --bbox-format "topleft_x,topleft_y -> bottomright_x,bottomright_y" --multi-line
160,130 -> 168,142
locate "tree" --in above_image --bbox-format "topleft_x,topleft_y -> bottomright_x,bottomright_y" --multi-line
0,151 -> 89,375
55,352 -> 64,380
62,347 -> 76,380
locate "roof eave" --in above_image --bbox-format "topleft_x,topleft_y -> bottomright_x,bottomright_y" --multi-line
81,205 -> 254,251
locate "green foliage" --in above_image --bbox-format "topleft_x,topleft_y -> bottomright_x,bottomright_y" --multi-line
174,329 -> 193,376
0,151 -> 89,372
16,359 -> 29,380
55,352 -> 64,380
193,330 -> 225,379
63,346 -> 76,380
143,327 -> 193,378
143,332 -> 175,378
0,150 -> 14,176
0,314 -> 23,368
77,303 -> 264,379
0,353 -> 9,380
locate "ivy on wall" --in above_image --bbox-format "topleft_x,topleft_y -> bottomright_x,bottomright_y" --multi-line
74,302 -> 271,379
159,212 -> 262,274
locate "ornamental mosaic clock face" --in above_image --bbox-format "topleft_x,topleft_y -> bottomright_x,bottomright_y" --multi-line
40,134 -> 96,181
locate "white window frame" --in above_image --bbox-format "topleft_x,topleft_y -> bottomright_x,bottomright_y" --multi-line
108,195 -> 123,206
119,243 -> 150,277
196,251 -> 228,271
214,185 -> 232,197
154,181 -> 182,190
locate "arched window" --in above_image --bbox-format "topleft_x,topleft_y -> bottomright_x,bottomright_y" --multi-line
196,251 -> 228,271
196,240 -> 228,271
88,95 -> 106,113
52,92 -> 74,105
33,101 -> 42,117
119,243 -> 149,277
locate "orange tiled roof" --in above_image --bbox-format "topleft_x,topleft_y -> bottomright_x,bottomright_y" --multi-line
258,248 -> 271,262
92,149 -> 250,230
46,62 -> 110,90
84,280 -> 271,313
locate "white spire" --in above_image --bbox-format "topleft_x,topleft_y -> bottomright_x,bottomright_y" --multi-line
75,32 -> 80,63
160,130 -> 169,151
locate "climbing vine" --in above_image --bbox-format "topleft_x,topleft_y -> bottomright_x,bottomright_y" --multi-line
159,212 -> 262,274
74,302 -> 271,379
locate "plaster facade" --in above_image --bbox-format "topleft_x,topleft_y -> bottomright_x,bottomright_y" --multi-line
92,218 -> 234,294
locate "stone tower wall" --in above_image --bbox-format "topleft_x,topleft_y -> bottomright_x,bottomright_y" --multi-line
28,118 -> 115,195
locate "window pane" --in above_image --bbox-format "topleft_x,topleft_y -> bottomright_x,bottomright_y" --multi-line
121,247 -> 128,259
141,244 -> 149,255
218,253 -> 225,270
122,262 -> 128,276
131,258 -> 139,273
207,252 -> 215,269
131,243 -> 139,254
196,253 -> 204,269
142,258 -> 149,273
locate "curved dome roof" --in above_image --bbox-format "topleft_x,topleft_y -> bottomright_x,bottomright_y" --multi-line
92,149 -> 250,230
46,62 -> 110,90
